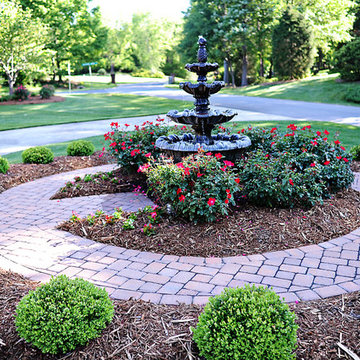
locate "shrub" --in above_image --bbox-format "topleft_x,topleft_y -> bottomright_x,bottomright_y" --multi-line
40,85 -> 55,99
272,7 -> 314,79
22,146 -> 54,164
192,285 -> 298,360
97,68 -> 107,76
67,140 -> 95,156
145,152 -> 241,223
0,156 -> 9,174
0,94 -> 14,102
13,85 -> 30,100
333,38 -> 360,81
343,87 -> 360,104
132,68 -> 164,78
15,275 -> 114,354
104,119 -> 179,173
351,144 -> 360,161
237,124 -> 354,207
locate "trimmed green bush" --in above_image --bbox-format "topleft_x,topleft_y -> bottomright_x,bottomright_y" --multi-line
333,38 -> 360,81
343,87 -> 360,104
97,68 -> 106,76
0,156 -> 10,174
22,146 -> 54,164
351,144 -> 360,161
15,275 -> 114,354
67,140 -> 95,156
39,84 -> 55,99
192,285 -> 298,360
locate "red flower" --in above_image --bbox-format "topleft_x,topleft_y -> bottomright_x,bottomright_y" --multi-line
336,156 -> 342,160
223,160 -> 234,167
176,188 -> 182,194
334,140 -> 341,145
215,153 -> 222,159
184,168 -> 190,175
306,125 -> 311,129
289,179 -> 294,186
145,152 -> 151,158
241,129 -> 245,133
181,125 -> 187,130
343,157 -> 349,162
271,141 -> 275,146
227,193 -> 232,199
179,195 -> 185,202
324,160 -> 330,165
323,137 -> 328,141
235,178 -> 240,184
265,154 -> 270,158
207,197 -> 216,206
324,130 -> 329,135
310,163 -> 316,167
270,127 -> 277,133
124,123 -> 130,127
225,199 -> 229,204
316,131 -> 322,136
205,152 -> 212,156
197,173 -> 204,177
340,146 -> 346,151
176,162 -> 184,168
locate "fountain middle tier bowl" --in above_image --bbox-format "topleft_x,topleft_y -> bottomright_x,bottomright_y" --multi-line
167,108 -> 236,125
155,133 -> 251,162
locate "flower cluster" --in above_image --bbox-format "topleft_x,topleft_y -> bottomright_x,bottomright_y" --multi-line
146,152 -> 242,223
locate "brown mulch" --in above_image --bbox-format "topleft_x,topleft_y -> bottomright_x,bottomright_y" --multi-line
0,95 -> 65,106
0,152 -> 115,194
0,270 -> 359,359
50,168 -> 147,200
59,187 -> 360,257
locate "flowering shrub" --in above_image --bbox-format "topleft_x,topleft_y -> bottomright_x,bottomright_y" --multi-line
13,85 -> 30,100
104,118 -> 182,173
237,124 -> 354,207
0,156 -> 9,174
145,153 -> 241,223
192,285 -> 298,360
239,125 -> 277,152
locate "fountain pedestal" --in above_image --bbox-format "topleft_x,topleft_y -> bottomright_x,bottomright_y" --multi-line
155,36 -> 251,161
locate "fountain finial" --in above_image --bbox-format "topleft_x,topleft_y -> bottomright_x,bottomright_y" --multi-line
197,36 -> 207,63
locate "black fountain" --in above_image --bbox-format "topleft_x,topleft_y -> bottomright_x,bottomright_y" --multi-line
155,36 -> 251,161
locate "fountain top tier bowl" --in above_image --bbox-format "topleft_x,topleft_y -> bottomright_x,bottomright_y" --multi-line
155,36 -> 251,161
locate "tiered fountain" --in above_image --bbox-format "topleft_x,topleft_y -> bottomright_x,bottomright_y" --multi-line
155,36 -> 251,161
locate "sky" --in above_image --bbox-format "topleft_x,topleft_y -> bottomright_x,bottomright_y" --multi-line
90,0 -> 191,27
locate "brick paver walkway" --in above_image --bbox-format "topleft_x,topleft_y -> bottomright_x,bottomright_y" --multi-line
0,165 -> 359,304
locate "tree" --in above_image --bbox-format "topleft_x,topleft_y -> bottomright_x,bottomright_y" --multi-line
0,0 -> 48,95
272,7 -> 314,79
333,37 -> 360,81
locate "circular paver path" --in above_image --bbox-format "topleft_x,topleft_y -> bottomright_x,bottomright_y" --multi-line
0,165 -> 359,305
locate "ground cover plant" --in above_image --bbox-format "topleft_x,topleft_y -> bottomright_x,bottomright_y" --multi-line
0,93 -> 192,131
0,270 -> 359,359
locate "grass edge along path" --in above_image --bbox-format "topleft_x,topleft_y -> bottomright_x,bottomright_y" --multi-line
3,120 -> 359,164
0,93 -> 192,131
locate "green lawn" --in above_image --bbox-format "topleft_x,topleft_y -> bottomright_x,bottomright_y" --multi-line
4,119 -> 359,163
0,93 -> 192,131
222,73 -> 360,106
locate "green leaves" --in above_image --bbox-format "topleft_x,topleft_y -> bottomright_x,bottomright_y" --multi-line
193,285 -> 298,360
15,275 -> 114,354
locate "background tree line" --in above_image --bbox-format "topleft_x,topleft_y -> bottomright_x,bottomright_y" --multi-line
0,0 -> 359,94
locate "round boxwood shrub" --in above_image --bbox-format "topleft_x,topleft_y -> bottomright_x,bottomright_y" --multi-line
351,144 -> 360,161
67,140 -> 95,156
0,156 -> 9,174
22,146 -> 54,164
40,85 -> 55,99
343,87 -> 360,104
192,285 -> 298,360
15,275 -> 114,354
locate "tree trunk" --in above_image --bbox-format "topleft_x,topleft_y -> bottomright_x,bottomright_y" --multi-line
268,60 -> 273,79
229,60 -> 236,88
8,77 -> 14,96
56,58 -> 62,83
241,45 -> 248,87
259,55 -> 264,78
318,48 -> 324,70
110,63 -> 116,84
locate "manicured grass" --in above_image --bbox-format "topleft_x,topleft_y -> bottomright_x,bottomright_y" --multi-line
0,93 -> 192,131
3,135 -> 106,164
222,73 -> 360,106
4,120 -> 359,164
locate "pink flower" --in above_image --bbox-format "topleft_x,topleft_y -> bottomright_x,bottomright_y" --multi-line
145,153 -> 151,158
176,162 -> 184,168
310,163 -> 316,167
223,160 -> 234,167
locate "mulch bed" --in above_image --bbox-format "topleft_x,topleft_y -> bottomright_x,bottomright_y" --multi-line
0,152 -> 115,194
0,270 -> 359,359
59,187 -> 360,257
0,95 -> 65,106
50,168 -> 147,200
